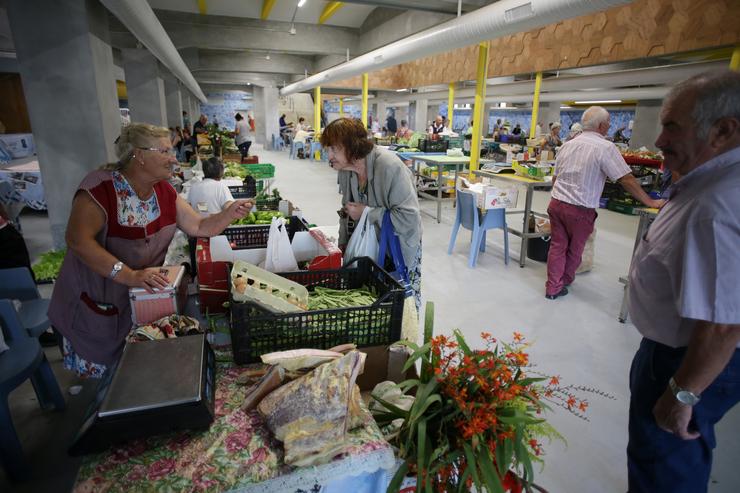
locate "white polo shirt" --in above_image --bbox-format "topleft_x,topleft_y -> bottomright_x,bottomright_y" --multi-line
551,131 -> 631,208
628,146 -> 740,348
187,178 -> 234,216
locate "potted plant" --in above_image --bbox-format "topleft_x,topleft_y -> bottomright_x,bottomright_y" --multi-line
373,303 -> 607,493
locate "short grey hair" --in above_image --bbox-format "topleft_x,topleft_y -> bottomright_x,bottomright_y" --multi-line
581,106 -> 610,131
666,70 -> 740,139
203,157 -> 224,180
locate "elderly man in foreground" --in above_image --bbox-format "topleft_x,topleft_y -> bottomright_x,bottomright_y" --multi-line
545,106 -> 662,299
627,70 -> 740,492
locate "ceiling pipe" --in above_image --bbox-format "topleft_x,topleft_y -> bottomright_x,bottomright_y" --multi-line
100,0 -> 208,103
450,86 -> 671,105
280,0 -> 632,96
381,60 -> 726,104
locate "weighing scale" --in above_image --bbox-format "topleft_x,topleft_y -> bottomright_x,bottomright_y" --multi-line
69,334 -> 216,455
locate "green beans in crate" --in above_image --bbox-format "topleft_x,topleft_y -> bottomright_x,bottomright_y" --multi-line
228,257 -> 405,364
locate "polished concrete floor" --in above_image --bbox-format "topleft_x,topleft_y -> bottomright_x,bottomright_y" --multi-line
3,143 -> 738,492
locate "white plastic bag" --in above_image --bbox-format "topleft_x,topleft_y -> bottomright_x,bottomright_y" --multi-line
264,217 -> 298,272
343,206 -> 378,262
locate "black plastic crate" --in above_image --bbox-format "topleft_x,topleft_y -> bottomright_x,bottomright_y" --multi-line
228,184 -> 256,199
223,216 -> 307,250
229,257 -> 405,364
418,139 -> 448,153
255,196 -> 280,211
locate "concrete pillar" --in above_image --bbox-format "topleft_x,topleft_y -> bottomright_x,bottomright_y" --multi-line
414,99 -> 428,133
8,0 -> 120,248
252,85 -> 280,149
631,100 -> 662,151
164,75 -> 182,128
538,102 -> 561,135
123,48 -> 167,126
376,101 -> 387,128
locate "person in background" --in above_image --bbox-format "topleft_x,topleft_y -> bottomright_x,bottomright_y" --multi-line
541,121 -> 563,152
213,116 -> 220,128
279,114 -> 293,144
544,106 -> 664,300
493,118 -> 503,134
430,115 -> 446,135
464,119 -> 474,136
182,110 -> 190,131
187,157 -> 235,216
396,120 -> 412,140
48,123 -> 253,378
182,127 -> 194,162
613,126 -> 629,143
0,203 -> 32,276
321,118 -> 423,309
370,115 -> 381,135
294,117 -> 306,135
172,126 -> 184,162
627,70 -> 740,493
386,113 -> 398,134
512,123 -> 522,135
193,114 -> 208,148
248,112 -> 256,132
234,113 -> 252,158
566,122 -> 583,141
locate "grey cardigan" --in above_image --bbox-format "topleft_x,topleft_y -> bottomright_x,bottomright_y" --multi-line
338,146 -> 422,266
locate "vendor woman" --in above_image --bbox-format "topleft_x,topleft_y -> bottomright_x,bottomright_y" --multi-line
48,123 -> 254,378
321,118 -> 423,309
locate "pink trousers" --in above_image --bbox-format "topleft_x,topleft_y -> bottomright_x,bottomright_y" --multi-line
545,198 -> 596,296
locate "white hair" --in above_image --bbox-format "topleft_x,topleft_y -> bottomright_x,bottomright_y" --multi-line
666,70 -> 740,139
101,122 -> 170,171
581,106 -> 610,131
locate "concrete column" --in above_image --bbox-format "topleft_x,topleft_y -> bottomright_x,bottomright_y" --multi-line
376,101 -> 387,128
252,85 -> 280,149
8,0 -> 119,248
164,75 -> 182,128
631,100 -> 662,151
123,48 -> 167,126
538,102 -> 561,135
408,102 -> 416,130
414,99 -> 428,133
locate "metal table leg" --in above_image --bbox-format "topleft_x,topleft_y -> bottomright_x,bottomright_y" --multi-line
436,163 -> 443,223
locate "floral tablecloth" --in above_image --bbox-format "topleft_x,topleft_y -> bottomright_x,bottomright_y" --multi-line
73,353 -> 394,493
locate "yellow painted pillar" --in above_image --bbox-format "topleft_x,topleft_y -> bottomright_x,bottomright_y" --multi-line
730,45 -> 740,71
339,98 -> 344,118
529,72 -> 543,141
469,42 -> 489,174
361,73 -> 369,128
447,82 -> 455,128
314,86 -> 322,134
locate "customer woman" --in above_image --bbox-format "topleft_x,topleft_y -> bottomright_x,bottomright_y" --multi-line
320,118 -> 423,309
234,113 -> 252,158
48,123 -> 254,378
187,157 -> 235,216
541,121 -> 562,152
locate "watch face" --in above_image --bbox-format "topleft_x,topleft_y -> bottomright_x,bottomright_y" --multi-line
676,390 -> 698,406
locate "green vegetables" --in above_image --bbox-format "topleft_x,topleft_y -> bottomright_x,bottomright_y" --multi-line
231,210 -> 284,226
32,249 -> 66,281
307,286 -> 378,311
223,161 -> 250,180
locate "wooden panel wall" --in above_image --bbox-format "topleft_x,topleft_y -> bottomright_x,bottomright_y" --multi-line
0,73 -> 33,133
327,0 -> 740,90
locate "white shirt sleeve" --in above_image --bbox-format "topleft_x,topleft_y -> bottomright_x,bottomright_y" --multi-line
601,144 -> 631,181
220,182 -> 235,208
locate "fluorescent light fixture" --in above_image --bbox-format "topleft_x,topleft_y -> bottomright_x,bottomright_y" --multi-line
395,88 -> 409,92
297,0 -> 307,7
560,105 -> 571,109
574,99 -> 622,104
499,102 -> 507,108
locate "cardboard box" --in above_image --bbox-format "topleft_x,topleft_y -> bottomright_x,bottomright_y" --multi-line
129,266 -> 188,325
356,344 -> 414,391
457,176 -> 519,209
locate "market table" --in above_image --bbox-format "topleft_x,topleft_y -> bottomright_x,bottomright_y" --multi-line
72,345 -> 396,493
474,170 -> 553,267
618,208 -> 658,323
410,154 -> 493,223
0,157 -> 46,210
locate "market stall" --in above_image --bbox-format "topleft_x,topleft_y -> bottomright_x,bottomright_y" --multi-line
0,158 -> 46,210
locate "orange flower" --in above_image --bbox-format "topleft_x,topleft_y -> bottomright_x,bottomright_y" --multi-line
549,375 -> 560,386
566,396 -> 577,409
513,331 -> 524,342
481,331 -> 492,340
578,400 -> 589,412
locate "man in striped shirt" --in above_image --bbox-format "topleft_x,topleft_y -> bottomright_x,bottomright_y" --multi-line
545,106 -> 663,299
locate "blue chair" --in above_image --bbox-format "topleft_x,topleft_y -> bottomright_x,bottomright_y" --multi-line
290,141 -> 305,160
309,141 -> 323,162
0,267 -> 51,338
447,189 -> 509,268
0,299 -> 65,481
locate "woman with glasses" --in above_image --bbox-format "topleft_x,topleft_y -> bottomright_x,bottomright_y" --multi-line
321,118 -> 423,310
48,123 -> 254,378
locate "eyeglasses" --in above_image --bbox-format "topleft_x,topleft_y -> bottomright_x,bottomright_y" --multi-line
137,147 -> 176,156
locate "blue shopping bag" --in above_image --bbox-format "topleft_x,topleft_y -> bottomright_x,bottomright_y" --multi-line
377,211 -> 412,296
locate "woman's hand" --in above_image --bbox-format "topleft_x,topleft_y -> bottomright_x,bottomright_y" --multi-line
224,199 -> 255,221
345,202 -> 366,221
127,267 -> 171,293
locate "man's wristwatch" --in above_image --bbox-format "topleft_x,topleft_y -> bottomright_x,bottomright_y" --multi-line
109,261 -> 124,279
669,377 -> 700,406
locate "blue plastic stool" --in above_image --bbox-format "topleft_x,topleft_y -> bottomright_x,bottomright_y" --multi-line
447,189 -> 509,268
0,267 -> 51,338
309,142 -> 323,162
0,299 -> 65,481
290,141 -> 305,159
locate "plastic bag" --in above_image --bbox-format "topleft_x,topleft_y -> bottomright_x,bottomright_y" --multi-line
343,206 -> 378,263
264,217 -> 298,272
